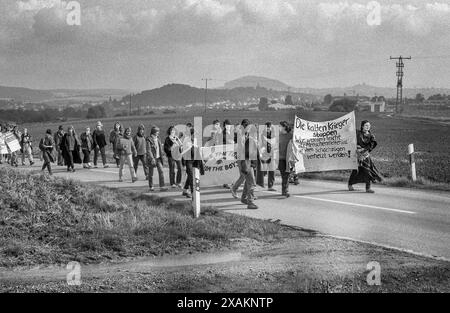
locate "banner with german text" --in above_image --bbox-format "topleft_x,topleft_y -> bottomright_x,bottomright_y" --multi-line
293,112 -> 358,172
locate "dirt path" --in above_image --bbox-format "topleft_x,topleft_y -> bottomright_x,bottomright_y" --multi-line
1,236 -> 449,293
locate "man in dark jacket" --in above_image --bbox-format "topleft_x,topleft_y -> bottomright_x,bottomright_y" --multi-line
92,121 -> 109,168
133,124 -> 148,179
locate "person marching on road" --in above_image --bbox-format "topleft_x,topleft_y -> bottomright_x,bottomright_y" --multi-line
277,121 -> 298,198
164,125 -> 183,188
117,127 -> 138,183
236,119 -> 258,210
60,125 -> 82,173
133,124 -> 149,179
348,120 -> 382,193
20,128 -> 34,166
146,126 -> 167,192
54,125 -> 65,166
110,122 -> 123,168
92,121 -> 109,168
80,126 -> 94,169
39,129 -> 56,175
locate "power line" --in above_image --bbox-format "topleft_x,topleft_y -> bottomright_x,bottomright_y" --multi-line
390,56 -> 411,114
201,78 -> 212,112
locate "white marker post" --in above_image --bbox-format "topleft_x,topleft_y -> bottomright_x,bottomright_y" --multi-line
408,144 -> 417,182
193,167 -> 201,218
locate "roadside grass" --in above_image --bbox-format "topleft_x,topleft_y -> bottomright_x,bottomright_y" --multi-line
0,167 -> 296,268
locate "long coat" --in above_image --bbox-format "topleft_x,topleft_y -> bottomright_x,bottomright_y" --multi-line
60,133 -> 82,164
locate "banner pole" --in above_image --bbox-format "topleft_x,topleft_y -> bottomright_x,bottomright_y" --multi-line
193,167 -> 201,218
408,143 -> 417,182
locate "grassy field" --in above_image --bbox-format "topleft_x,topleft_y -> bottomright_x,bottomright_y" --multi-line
0,166 -> 292,268
22,109 -> 450,184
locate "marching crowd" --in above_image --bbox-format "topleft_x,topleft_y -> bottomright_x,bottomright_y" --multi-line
0,118 -> 381,210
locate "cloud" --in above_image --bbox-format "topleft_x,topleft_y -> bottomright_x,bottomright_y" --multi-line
1,0 -> 450,89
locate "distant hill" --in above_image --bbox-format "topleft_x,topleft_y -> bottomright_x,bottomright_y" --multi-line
224,76 -> 292,91
126,83 -> 316,107
0,85 -> 130,103
0,86 -> 54,102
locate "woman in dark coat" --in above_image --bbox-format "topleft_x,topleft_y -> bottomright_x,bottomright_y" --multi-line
40,129 -> 56,175
348,120 -> 382,193
60,125 -> 82,172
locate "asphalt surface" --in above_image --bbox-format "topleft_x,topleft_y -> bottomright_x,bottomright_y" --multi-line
14,160 -> 450,260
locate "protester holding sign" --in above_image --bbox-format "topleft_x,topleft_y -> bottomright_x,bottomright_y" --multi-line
60,126 -> 82,172
348,120 -> 382,193
278,121 -> 297,198
257,121 -> 277,191
39,129 -> 56,175
20,128 -> 34,166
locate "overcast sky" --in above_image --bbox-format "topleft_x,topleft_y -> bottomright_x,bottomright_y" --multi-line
1,0 -> 450,90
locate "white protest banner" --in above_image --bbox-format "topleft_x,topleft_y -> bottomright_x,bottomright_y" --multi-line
293,111 -> 358,172
0,134 -> 8,154
4,132 -> 21,153
200,144 -> 240,186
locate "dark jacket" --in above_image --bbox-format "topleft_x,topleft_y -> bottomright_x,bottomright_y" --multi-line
93,129 -> 107,148
146,135 -> 164,165
356,130 -> 377,152
54,131 -> 64,150
80,132 -> 94,151
60,133 -> 82,164
21,133 -> 33,150
40,134 -> 56,163
133,134 -> 147,156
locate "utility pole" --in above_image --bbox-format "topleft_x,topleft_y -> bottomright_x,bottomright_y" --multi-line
202,78 -> 212,112
129,93 -> 132,116
390,56 -> 411,113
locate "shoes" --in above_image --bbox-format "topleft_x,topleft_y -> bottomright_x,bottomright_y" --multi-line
94,165 -> 98,168
149,187 -> 155,191
253,196 -> 258,200
171,184 -> 177,188
176,184 -> 182,188
160,187 -> 168,192
231,189 -> 238,199
268,187 -> 277,192
366,189 -> 375,193
223,184 -> 231,189
348,185 -> 355,191
185,192 -> 192,198
247,203 -> 258,210
285,193 -> 290,198
241,199 -> 249,205
72,168 -> 76,172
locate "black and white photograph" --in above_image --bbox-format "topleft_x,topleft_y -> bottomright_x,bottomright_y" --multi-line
0,0 -> 449,299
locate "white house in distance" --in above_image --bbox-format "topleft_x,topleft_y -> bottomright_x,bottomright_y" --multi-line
357,97 -> 386,112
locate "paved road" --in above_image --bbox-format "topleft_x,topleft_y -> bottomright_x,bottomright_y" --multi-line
16,160 -> 450,260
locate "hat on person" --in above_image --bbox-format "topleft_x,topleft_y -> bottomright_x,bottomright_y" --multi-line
150,126 -> 160,135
